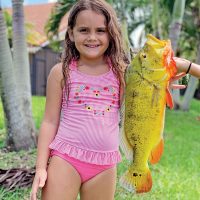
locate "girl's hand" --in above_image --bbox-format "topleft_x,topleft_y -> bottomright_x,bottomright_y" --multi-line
30,169 -> 47,200
169,72 -> 186,89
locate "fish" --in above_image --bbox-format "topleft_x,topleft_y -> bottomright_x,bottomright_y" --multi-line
119,34 -> 177,193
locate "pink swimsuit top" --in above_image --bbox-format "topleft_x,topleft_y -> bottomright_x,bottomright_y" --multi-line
49,59 -> 121,165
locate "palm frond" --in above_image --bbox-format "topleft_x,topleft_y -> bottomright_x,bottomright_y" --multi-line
45,0 -> 77,39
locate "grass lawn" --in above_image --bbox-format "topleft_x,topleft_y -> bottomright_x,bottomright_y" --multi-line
0,96 -> 199,200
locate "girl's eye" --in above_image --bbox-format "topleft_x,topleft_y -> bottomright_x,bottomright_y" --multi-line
79,29 -> 88,32
97,29 -> 106,33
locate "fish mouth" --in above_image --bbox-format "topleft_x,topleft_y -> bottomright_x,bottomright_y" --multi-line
146,34 -> 167,46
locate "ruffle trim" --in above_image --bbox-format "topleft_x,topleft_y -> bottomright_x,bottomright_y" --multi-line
49,138 -> 121,165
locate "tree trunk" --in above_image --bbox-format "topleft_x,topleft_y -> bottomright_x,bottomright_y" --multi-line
0,7 -> 35,151
168,0 -> 186,108
180,42 -> 200,111
180,76 -> 198,111
12,0 -> 37,148
152,0 -> 162,38
119,0 -> 131,59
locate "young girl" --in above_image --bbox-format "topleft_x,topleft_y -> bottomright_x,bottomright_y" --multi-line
30,1 -> 200,200
31,1 -> 127,200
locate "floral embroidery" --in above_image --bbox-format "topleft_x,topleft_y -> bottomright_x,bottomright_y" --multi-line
78,100 -> 83,104
94,110 -> 105,116
74,92 -> 79,99
73,84 -> 118,115
85,86 -> 90,90
93,90 -> 100,97
106,105 -> 112,112
85,104 -> 93,110
103,87 -> 109,91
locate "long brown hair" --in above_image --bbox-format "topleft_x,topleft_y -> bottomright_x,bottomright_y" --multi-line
61,0 -> 129,104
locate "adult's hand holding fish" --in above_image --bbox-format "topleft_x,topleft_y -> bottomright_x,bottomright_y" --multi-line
174,57 -> 200,78
170,55 -> 200,89
169,72 -> 186,90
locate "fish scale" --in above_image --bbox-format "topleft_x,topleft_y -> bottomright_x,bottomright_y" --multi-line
119,34 -> 177,193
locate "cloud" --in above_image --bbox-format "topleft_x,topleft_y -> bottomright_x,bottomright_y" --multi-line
24,0 -> 29,5
48,0 -> 58,2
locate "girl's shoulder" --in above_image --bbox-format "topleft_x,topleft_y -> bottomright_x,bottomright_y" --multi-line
49,62 -> 63,77
49,62 -> 63,80
48,62 -> 63,88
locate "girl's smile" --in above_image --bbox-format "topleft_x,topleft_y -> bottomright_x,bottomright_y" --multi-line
84,44 -> 100,48
69,10 -> 109,62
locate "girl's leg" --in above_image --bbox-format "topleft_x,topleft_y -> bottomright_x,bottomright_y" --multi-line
79,166 -> 117,200
42,156 -> 81,200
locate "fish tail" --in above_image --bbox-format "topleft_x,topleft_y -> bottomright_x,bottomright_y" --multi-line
120,167 -> 152,193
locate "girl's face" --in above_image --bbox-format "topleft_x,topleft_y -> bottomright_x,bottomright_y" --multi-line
69,10 -> 109,62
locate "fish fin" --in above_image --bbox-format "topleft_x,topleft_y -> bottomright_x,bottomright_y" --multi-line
163,42 -> 177,78
119,98 -> 133,161
120,167 -> 152,193
149,138 -> 164,164
119,129 -> 134,161
163,43 -> 176,110
166,86 -> 173,109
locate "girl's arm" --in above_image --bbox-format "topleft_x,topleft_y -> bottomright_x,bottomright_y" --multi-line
31,63 -> 63,200
174,57 -> 200,78
36,63 -> 63,170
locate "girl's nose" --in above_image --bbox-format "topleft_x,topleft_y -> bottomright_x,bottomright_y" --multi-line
88,32 -> 97,41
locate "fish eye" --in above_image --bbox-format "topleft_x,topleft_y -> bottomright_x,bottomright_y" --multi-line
139,53 -> 147,61
142,54 -> 147,58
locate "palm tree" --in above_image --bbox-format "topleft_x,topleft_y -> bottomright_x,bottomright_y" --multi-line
12,0 -> 36,143
45,0 -> 76,40
168,0 -> 186,108
3,10 -> 46,46
179,0 -> 200,111
0,0 -> 36,151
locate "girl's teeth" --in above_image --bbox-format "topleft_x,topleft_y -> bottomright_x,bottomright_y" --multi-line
86,45 -> 98,47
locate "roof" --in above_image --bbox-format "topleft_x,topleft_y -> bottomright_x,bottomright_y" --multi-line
6,3 -> 68,47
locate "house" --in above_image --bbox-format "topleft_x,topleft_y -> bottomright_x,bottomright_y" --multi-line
6,3 -> 68,95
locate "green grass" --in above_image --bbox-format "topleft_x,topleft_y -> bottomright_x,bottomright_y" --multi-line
0,96 -> 46,130
116,99 -> 200,200
0,97 -> 200,200
32,96 -> 46,129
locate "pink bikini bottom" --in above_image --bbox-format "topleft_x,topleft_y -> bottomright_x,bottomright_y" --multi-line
50,150 -> 115,183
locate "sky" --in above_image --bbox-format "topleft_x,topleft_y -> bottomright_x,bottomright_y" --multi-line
1,0 -> 57,8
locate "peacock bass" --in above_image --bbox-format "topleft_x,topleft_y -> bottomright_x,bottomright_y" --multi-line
119,34 -> 177,193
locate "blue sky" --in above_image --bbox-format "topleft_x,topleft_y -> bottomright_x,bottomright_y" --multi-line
1,0 -> 57,8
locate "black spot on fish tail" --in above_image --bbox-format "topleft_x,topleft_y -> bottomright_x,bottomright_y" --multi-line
133,173 -> 142,178
133,173 -> 138,177
142,54 -> 147,58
